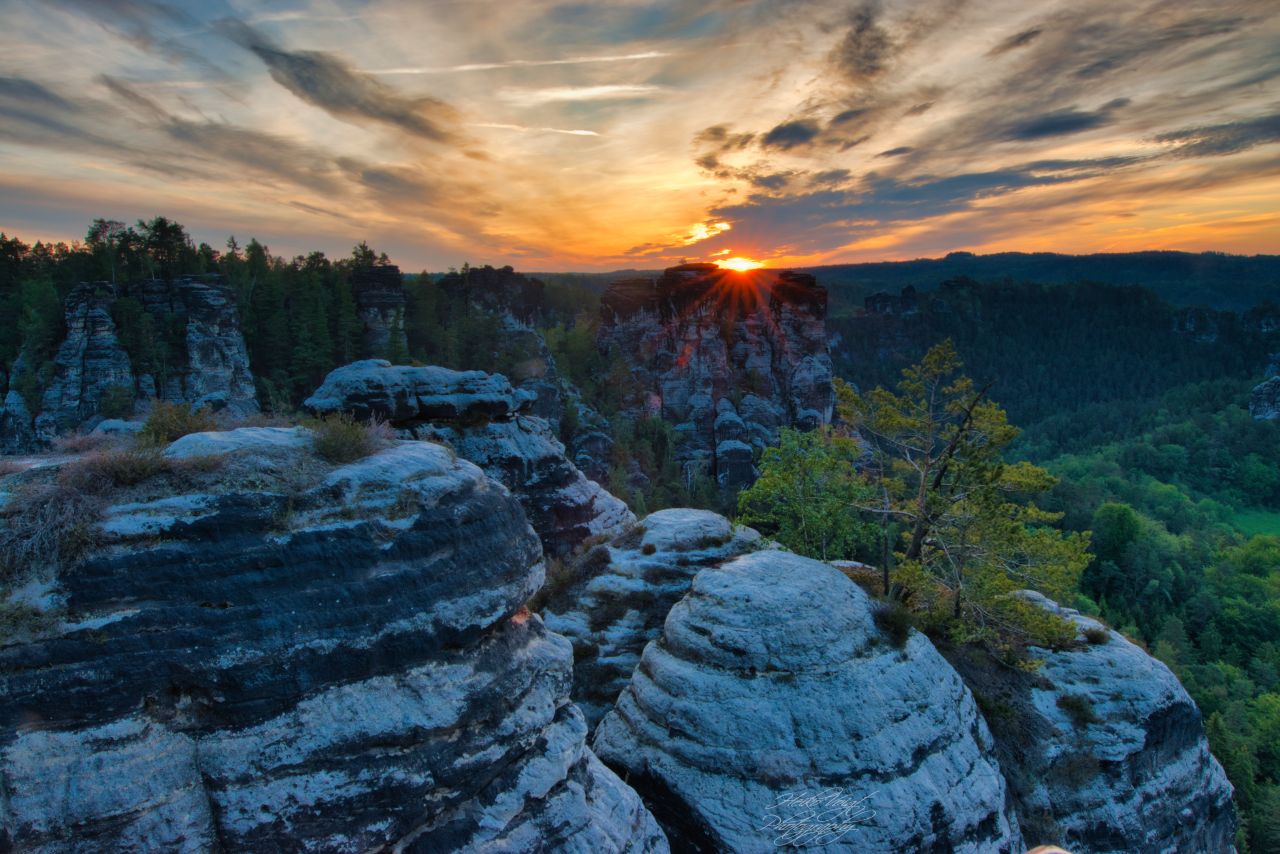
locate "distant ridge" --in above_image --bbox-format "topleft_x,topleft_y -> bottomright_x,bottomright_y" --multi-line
797,250 -> 1280,313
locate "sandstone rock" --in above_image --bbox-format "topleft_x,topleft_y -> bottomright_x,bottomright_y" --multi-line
592,550 -> 1022,853
597,265 -> 834,491
0,439 -> 666,853
541,509 -> 763,727
306,361 -> 633,556
948,591 -> 1236,853
1250,357 -> 1280,420
163,425 -> 312,459
351,263 -> 408,359
34,284 -> 134,444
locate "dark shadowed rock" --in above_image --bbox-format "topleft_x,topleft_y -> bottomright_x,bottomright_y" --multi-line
541,508 -> 764,728
592,550 -> 1022,853
597,265 -> 834,489
305,360 -> 634,556
1250,355 -> 1280,420
352,264 -> 408,359
0,434 -> 666,853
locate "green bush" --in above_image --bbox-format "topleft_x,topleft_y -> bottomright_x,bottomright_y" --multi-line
310,412 -> 391,464
873,601 -> 914,649
1083,626 -> 1110,645
140,401 -> 217,445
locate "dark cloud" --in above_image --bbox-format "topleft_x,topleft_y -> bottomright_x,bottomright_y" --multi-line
1006,99 -> 1128,140
218,18 -> 460,143
877,145 -> 914,157
761,119 -> 821,150
904,101 -> 934,116
750,172 -> 792,189
0,75 -> 73,109
829,2 -> 895,84
1156,114 -> 1280,158
830,107 -> 870,126
51,0 -> 227,73
987,27 -> 1043,56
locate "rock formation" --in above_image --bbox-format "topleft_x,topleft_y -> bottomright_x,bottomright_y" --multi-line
540,508 -> 764,727
592,550 -> 1023,853
1250,355 -> 1280,420
305,360 -> 633,556
0,431 -> 666,852
597,264 -> 834,491
32,284 -> 134,443
351,264 -> 408,359
947,591 -> 1236,853
3,276 -> 257,450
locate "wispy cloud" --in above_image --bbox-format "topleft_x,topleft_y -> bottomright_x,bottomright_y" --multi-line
475,122 -> 600,137
497,84 -> 668,106
371,51 -> 669,75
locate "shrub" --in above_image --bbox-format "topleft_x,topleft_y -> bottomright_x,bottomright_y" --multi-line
1083,626 -> 1110,645
1056,693 -> 1099,728
310,412 -> 392,464
53,433 -> 115,454
58,449 -> 174,493
99,384 -> 136,419
873,601 -> 914,649
0,482 -> 103,579
641,542 -> 657,555
140,401 -> 217,446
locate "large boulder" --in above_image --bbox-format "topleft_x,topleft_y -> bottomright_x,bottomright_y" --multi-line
592,550 -> 1022,853
306,361 -> 634,557
0,435 -> 666,852
948,591 -> 1236,853
541,509 -> 764,728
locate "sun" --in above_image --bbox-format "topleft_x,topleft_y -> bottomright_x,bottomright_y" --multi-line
719,257 -> 765,272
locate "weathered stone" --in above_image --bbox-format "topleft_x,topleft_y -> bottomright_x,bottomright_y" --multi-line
593,550 -> 1022,853
351,263 -> 408,359
597,265 -> 833,490
0,438 -> 666,853
306,361 -> 633,556
948,591 -> 1236,854
541,509 -> 763,728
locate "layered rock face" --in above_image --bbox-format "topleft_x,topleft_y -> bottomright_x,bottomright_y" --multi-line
1251,355 -> 1280,420
950,592 -> 1236,853
0,432 -> 666,852
32,284 -> 134,443
540,509 -> 764,727
3,277 -> 257,449
305,360 -> 634,556
352,264 -> 409,359
597,264 -> 834,490
592,550 -> 1022,853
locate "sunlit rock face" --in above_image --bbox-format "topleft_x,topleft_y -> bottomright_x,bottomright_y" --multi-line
540,508 -> 765,728
597,264 -> 834,491
305,360 -> 634,556
592,550 -> 1023,853
0,434 -> 666,853
949,591 -> 1236,854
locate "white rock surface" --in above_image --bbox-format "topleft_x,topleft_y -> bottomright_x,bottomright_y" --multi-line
593,551 -> 1022,853
163,426 -> 312,459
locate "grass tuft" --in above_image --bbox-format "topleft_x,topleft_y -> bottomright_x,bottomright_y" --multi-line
140,401 -> 218,446
310,412 -> 393,464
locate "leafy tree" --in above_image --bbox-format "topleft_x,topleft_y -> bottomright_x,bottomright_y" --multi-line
840,341 -> 1089,644
737,427 -> 875,560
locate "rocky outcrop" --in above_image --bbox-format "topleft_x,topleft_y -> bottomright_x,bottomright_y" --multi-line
305,360 -> 634,556
32,284 -> 134,444
351,264 -> 408,359
598,264 -> 834,490
0,354 -> 39,454
948,591 -> 1235,853
438,263 -> 545,326
592,550 -> 1022,853
129,277 -> 258,415
540,509 -> 764,728
1251,355 -> 1280,420
0,432 -> 666,852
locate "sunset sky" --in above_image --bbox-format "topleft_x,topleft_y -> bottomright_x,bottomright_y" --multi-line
1,0 -> 1278,271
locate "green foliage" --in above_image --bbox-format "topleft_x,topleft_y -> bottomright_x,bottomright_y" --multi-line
1056,693 -> 1099,728
737,427 -> 875,561
140,401 -> 217,446
98,385 -> 136,419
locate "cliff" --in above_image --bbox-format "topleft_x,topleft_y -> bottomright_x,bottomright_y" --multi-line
1251,355 -> 1280,420
304,360 -> 633,556
596,264 -> 834,490
2,277 -> 257,450
351,264 -> 408,359
0,430 -> 666,852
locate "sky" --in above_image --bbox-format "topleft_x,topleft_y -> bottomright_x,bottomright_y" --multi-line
1,0 -> 1278,271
